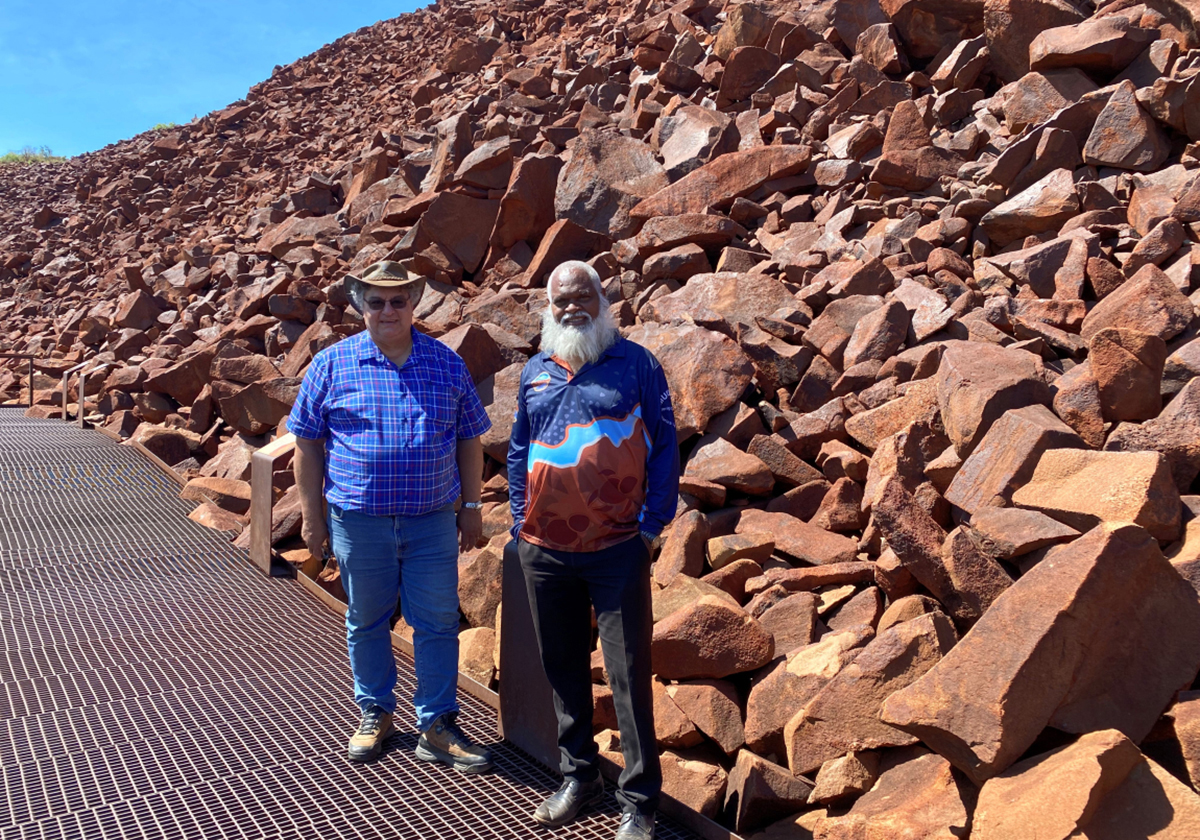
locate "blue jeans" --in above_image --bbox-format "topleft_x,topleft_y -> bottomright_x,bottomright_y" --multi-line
328,502 -> 460,731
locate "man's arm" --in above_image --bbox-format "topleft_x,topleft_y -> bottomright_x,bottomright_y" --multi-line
294,436 -> 329,559
638,361 -> 680,538
507,374 -> 531,542
456,435 -> 484,551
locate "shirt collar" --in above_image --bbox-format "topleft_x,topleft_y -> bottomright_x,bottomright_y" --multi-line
358,326 -> 427,366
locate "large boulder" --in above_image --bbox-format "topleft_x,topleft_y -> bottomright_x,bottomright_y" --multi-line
625,322 -> 754,438
652,595 -> 775,679
1080,264 -> 1194,342
945,404 -> 1084,514
935,341 -> 1051,458
974,729 -> 1200,840
630,145 -> 811,220
880,0 -> 986,59
1012,448 -> 1181,542
725,750 -> 814,835
984,0 -> 1087,82
554,130 -> 669,239
744,626 -> 874,758
979,168 -> 1081,246
1106,377 -> 1200,492
783,613 -> 958,776
812,748 -> 974,839
642,272 -> 798,328
882,523 -> 1200,784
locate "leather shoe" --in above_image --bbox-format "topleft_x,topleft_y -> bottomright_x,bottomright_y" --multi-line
532,776 -> 606,827
615,809 -> 655,840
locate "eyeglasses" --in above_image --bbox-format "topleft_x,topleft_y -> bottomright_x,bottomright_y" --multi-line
365,296 -> 410,312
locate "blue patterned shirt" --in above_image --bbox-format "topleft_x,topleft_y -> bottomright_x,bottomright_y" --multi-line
288,328 -> 491,517
508,338 -> 680,552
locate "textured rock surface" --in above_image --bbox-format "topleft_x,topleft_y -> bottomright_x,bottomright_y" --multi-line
882,523 -> 1200,784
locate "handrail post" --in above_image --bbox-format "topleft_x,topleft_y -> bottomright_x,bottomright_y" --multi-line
250,432 -> 297,574
0,354 -> 38,408
78,368 -> 87,428
60,360 -> 109,426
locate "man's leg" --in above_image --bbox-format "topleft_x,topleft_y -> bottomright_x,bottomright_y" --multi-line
400,503 -> 495,773
518,540 -> 601,782
583,536 -> 660,816
328,504 -> 402,714
394,503 -> 461,729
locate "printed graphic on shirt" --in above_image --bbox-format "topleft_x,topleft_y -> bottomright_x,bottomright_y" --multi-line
510,338 -> 681,553
530,371 -> 552,393
524,405 -> 649,551
528,406 -> 645,469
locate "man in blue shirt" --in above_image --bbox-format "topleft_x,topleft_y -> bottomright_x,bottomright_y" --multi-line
509,261 -> 680,840
290,260 -> 494,771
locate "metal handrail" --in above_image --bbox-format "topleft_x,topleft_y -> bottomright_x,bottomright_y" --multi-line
61,360 -> 112,427
0,353 -> 36,407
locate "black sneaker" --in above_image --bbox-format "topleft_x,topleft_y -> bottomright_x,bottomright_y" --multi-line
347,705 -> 394,763
615,809 -> 655,840
533,776 -> 606,827
415,712 -> 494,774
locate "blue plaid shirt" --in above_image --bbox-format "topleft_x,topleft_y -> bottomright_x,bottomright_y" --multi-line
288,328 -> 491,517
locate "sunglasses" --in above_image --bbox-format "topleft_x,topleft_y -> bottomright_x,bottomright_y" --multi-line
365,296 -> 411,312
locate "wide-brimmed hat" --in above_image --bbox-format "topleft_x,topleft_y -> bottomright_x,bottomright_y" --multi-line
344,260 -> 427,313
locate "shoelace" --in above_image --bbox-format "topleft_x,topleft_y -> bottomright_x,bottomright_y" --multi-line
438,716 -> 472,747
358,708 -> 385,735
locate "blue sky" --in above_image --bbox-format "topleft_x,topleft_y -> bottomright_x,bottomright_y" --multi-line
0,1 -> 424,158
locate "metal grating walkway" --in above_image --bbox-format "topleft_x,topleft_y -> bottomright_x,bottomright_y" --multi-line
0,409 -> 702,840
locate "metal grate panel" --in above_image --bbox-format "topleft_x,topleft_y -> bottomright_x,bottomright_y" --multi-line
0,409 -> 703,840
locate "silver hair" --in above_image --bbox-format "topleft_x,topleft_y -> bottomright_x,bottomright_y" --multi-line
547,260 -> 604,303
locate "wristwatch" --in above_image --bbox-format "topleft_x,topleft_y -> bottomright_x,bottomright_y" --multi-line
461,501 -> 484,511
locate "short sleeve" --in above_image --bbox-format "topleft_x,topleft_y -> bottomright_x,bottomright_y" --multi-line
455,359 -> 492,440
287,351 -> 332,440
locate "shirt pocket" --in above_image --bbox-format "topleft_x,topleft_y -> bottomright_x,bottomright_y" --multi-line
406,377 -> 458,445
328,392 -> 376,435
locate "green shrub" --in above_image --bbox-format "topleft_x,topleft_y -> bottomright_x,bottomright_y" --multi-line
0,146 -> 66,166
150,122 -> 178,131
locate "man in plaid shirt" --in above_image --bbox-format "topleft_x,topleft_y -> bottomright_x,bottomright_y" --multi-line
290,261 -> 494,770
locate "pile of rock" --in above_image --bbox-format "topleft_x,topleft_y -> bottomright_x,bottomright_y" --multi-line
5,0 -> 1200,834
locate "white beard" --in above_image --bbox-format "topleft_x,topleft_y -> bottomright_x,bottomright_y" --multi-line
540,305 -> 619,368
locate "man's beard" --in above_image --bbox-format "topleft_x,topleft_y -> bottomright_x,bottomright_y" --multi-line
540,305 -> 619,368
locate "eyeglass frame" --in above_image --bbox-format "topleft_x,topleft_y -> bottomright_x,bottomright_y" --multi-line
363,294 -> 412,312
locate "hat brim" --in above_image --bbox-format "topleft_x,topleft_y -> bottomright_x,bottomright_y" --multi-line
344,274 -> 427,314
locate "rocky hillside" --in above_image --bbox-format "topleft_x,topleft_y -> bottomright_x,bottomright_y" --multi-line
4,0 -> 1200,836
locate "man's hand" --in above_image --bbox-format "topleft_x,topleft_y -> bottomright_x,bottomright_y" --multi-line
458,507 -> 483,552
302,517 -> 330,562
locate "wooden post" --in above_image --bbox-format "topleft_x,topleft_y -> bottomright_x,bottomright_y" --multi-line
249,433 -> 297,574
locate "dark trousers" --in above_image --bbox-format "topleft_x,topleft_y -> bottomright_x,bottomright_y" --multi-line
518,535 -> 661,815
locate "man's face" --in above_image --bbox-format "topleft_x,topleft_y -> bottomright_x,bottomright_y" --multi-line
549,271 -> 602,328
362,284 -> 413,342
